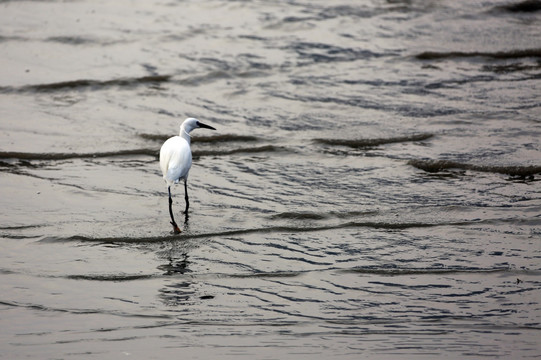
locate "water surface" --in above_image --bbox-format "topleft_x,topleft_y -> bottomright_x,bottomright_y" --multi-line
1,0 -> 540,358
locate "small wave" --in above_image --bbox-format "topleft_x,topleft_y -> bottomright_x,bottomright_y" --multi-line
317,5 -> 378,20
270,210 -> 379,221
194,134 -> 260,143
66,274 -> 155,282
46,36 -> 99,45
38,220 -> 472,244
0,145 -> 281,162
0,35 -> 26,43
0,224 -> 44,230
270,212 -> 329,221
338,266 -> 514,276
139,133 -> 259,144
0,149 -> 158,161
0,299 -> 171,319
415,48 -> 541,60
408,159 -> 541,177
0,234 -> 43,240
0,75 -> 171,94
482,62 -> 541,74
273,92 -> 461,117
176,69 -> 269,86
494,0 -> 541,13
194,145 -> 283,157
289,41 -> 392,65
227,271 -> 304,279
314,133 -> 433,148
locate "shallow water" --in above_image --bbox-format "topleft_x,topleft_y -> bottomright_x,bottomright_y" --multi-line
1,0 -> 541,358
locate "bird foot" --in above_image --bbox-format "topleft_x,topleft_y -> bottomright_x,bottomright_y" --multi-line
170,221 -> 182,234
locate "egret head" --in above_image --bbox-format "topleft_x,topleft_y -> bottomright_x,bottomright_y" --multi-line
181,118 -> 216,134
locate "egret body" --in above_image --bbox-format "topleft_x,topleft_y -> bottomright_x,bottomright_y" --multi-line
160,117 -> 216,233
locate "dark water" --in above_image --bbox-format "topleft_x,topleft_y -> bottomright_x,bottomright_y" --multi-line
1,0 -> 541,358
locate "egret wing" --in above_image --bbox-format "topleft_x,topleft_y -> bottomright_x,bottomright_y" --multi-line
160,136 -> 192,185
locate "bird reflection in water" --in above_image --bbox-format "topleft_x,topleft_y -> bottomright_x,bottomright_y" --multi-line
157,253 -> 193,306
158,252 -> 190,276
157,253 -> 215,306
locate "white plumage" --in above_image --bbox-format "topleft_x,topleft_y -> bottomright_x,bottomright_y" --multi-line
160,132 -> 192,186
159,117 -> 216,233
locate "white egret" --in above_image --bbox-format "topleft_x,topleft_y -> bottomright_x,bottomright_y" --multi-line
160,118 -> 216,233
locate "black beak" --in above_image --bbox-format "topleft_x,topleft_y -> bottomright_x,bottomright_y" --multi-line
197,121 -> 216,130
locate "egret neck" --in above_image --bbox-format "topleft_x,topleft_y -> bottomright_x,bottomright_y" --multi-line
180,127 -> 192,144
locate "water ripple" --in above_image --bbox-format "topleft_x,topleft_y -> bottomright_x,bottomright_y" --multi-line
408,159 -> 541,176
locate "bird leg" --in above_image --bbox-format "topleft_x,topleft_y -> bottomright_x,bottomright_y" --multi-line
183,180 -> 190,215
168,186 -> 181,234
